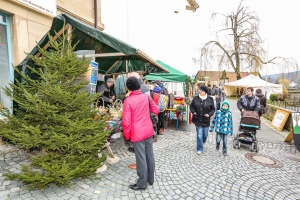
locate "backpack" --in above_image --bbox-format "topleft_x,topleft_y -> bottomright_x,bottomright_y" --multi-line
158,94 -> 168,112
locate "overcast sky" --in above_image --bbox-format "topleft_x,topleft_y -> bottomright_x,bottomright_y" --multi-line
101,0 -> 300,77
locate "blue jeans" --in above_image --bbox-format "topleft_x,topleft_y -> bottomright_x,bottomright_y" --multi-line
195,126 -> 209,152
216,133 -> 228,151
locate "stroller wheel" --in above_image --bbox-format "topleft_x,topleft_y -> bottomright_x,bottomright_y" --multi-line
250,143 -> 255,152
237,142 -> 241,149
255,145 -> 259,153
234,133 -> 238,140
233,140 -> 238,149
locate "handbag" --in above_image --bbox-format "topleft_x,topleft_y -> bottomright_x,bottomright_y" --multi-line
146,95 -> 158,130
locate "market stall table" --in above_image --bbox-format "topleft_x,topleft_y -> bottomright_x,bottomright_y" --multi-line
165,108 -> 186,130
104,118 -> 122,159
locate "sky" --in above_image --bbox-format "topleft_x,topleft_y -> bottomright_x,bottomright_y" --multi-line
101,0 -> 300,77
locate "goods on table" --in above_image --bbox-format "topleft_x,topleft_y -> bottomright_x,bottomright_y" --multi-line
95,97 -> 108,114
109,99 -> 123,119
174,97 -> 185,104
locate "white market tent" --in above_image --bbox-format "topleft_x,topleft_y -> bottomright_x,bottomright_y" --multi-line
224,74 -> 283,99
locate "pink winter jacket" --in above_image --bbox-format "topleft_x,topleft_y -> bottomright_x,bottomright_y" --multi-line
122,90 -> 159,143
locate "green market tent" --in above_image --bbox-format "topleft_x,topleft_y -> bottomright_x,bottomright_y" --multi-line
145,60 -> 190,131
145,60 -> 188,82
17,14 -> 169,76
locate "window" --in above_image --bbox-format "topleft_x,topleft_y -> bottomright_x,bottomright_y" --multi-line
0,12 -> 12,112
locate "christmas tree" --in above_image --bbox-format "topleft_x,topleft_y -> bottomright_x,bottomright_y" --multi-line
0,30 -> 111,189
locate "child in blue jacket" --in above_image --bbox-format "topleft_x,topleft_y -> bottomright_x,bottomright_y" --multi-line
209,100 -> 233,156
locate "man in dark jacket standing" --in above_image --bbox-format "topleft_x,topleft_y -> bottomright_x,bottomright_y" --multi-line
190,85 -> 215,155
255,89 -> 267,117
212,84 -> 222,110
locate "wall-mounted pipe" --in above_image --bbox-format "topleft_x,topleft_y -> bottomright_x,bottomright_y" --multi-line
94,0 -> 98,29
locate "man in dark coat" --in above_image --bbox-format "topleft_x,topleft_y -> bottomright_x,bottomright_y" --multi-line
211,84 -> 222,110
255,89 -> 267,117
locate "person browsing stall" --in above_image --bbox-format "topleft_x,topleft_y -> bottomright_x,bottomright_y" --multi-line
126,72 -> 152,170
122,77 -> 159,190
190,85 -> 215,155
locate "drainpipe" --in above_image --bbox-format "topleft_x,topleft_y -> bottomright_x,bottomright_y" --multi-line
94,0 -> 98,29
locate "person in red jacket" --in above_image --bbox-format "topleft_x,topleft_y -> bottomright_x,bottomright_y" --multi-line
123,76 -> 159,190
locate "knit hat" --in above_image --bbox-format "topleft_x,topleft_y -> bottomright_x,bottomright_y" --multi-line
199,85 -> 208,94
154,80 -> 162,85
220,100 -> 230,112
106,78 -> 114,83
153,86 -> 162,93
126,76 -> 140,91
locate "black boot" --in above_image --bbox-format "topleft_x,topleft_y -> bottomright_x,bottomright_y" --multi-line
128,147 -> 135,152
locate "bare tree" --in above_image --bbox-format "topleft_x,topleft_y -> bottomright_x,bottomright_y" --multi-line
200,1 -> 280,80
278,58 -> 299,82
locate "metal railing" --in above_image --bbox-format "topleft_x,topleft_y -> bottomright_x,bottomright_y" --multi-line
272,98 -> 300,112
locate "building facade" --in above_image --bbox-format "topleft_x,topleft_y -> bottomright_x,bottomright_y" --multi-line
0,0 -> 104,111
195,70 -> 252,85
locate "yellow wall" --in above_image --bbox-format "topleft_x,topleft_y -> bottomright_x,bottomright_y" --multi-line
0,0 -> 104,65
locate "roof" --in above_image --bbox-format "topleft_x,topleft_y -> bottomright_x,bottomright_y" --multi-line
144,60 -> 188,82
224,74 -> 282,88
17,14 -> 169,75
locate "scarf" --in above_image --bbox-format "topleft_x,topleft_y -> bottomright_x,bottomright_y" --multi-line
199,94 -> 207,100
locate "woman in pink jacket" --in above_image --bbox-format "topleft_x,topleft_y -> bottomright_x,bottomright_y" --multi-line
122,76 -> 159,190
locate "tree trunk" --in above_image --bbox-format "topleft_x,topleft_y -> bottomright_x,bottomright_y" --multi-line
233,14 -> 241,80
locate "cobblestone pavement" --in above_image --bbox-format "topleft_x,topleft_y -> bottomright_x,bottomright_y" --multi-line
1,128 -> 300,200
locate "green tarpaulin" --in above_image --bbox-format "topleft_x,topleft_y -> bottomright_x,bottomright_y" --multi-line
17,14 -> 169,75
145,60 -> 188,82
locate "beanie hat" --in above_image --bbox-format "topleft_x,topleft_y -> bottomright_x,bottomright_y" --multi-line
106,78 -> 114,83
126,76 -> 140,91
153,86 -> 162,93
220,100 -> 230,112
199,85 -> 208,94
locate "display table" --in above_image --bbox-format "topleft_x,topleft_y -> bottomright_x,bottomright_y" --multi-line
165,108 -> 187,130
104,119 -> 122,160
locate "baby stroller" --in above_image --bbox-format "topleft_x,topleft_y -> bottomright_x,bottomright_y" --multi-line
233,111 -> 260,152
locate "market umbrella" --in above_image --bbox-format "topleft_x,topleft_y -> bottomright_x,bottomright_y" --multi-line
17,14 -> 169,76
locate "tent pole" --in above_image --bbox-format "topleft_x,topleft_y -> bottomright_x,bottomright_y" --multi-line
126,57 -> 129,79
36,23 -> 70,57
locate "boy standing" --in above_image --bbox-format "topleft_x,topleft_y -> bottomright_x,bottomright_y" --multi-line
209,100 -> 233,156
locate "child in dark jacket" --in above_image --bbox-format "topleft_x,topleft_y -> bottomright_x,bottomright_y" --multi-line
209,100 -> 233,156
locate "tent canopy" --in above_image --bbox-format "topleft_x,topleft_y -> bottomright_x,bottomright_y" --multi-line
17,14 -> 169,76
224,74 -> 283,98
144,60 -> 188,82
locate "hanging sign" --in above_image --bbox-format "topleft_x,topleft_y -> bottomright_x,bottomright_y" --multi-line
90,61 -> 98,86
